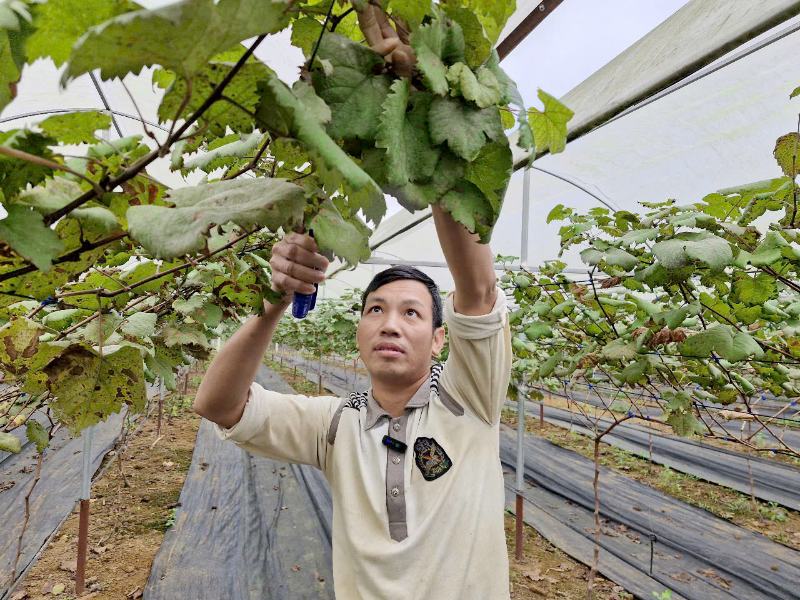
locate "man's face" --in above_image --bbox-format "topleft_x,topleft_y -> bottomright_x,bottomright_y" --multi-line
357,279 -> 445,385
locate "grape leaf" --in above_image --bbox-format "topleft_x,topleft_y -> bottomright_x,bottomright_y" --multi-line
17,178 -> 120,236
157,58 -> 271,137
312,32 -> 392,141
256,74 -> 376,193
0,432 -> 20,453
38,111 -> 112,145
63,0 -> 290,83
291,17 -> 322,57
733,272 -> 775,306
309,199 -> 370,265
127,178 -> 306,259
44,344 -> 146,434
749,230 -> 788,267
376,79 -> 440,186
666,410 -> 704,437
441,5 -> 489,68
180,132 -> 265,174
120,312 -> 157,338
383,150 -> 467,212
409,17 -> 449,95
0,130 -> 55,198
387,0 -> 431,30
446,63 -> 502,109
161,323 -> 209,348
465,140 -> 511,204
0,0 -> 30,115
774,133 -> 799,179
292,81 -> 332,125
26,0 -> 137,66
652,233 -> 733,271
438,180 -> 496,242
617,228 -> 659,247
528,90 -> 574,154
194,302 -> 223,328
145,345 -> 183,390
26,420 -> 49,453
428,96 -> 503,160
173,295 -> 204,316
0,204 -> 63,270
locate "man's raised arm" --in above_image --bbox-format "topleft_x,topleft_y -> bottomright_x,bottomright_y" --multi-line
193,233 -> 328,428
431,204 -> 498,316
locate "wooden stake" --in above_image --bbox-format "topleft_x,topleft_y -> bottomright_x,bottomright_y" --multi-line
75,499 -> 90,594
515,493 -> 524,561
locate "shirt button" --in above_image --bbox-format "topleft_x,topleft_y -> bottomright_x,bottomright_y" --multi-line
392,456 -> 401,465
392,422 -> 401,432
391,487 -> 400,497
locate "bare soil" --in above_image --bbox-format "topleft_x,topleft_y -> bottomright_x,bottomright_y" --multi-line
12,368 -> 205,600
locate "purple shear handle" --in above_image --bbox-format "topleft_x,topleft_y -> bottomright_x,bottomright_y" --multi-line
291,229 -> 318,319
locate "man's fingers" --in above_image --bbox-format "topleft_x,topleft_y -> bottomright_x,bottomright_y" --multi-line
356,5 -> 384,48
271,271 -> 317,295
282,232 -> 319,254
371,37 -> 400,57
271,255 -> 326,286
275,239 -> 329,270
373,6 -> 398,40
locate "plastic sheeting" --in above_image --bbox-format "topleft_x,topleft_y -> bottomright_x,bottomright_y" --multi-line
499,426 -> 800,600
0,413 -> 124,600
512,400 -> 800,511
145,365 -> 334,600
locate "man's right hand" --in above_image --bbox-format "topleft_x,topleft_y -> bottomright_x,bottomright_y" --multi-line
269,232 -> 329,299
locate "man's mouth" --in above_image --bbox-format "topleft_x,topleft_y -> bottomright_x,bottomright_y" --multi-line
374,343 -> 404,357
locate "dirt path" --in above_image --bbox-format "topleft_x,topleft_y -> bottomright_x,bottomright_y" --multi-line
12,374 -> 205,600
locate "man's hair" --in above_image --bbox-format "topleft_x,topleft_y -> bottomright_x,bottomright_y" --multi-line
361,266 -> 443,330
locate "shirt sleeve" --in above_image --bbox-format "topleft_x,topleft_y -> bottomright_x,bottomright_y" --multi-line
213,381 -> 338,470
439,287 -> 511,427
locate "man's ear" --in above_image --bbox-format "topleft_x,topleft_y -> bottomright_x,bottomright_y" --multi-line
431,326 -> 446,357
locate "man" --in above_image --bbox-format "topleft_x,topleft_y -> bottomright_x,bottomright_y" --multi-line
194,200 -> 512,598
194,5 -> 513,597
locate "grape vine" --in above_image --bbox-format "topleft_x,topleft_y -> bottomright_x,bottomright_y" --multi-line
0,0 -> 567,455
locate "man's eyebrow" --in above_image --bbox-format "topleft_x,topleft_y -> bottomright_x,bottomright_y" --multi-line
365,296 -> 426,309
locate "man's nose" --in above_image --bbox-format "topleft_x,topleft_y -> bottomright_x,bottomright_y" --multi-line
380,310 -> 402,336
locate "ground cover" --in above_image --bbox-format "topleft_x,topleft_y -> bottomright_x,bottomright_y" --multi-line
9,367 -> 206,600
500,407 -> 800,551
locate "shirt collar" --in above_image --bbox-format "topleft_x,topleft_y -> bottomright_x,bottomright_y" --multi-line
364,374 -> 433,431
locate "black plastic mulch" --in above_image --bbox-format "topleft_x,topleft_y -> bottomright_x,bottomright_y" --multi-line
0,412 -> 124,599
500,426 -> 800,600
144,365 -> 334,600
510,400 -> 800,511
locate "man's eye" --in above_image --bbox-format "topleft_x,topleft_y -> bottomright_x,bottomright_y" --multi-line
406,309 -> 418,317
369,306 -> 381,313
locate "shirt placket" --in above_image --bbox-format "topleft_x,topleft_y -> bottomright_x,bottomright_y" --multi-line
385,411 -> 410,542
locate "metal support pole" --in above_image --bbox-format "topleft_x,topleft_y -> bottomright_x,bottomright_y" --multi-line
75,425 -> 93,594
515,385 -> 526,560
521,167 -> 531,266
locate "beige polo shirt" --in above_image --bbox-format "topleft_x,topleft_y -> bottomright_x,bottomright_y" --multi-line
215,288 -> 512,599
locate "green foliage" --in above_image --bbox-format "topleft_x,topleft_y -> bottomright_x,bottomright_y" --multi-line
0,0 -> 557,455
126,178 -> 306,259
38,110 -> 112,144
528,90 -> 574,154
63,0 -> 289,83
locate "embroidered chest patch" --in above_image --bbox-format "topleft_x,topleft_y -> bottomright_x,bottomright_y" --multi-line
413,437 -> 452,481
